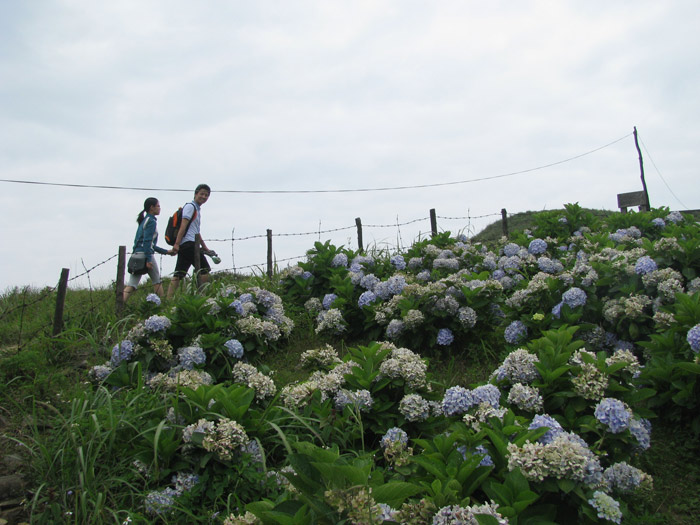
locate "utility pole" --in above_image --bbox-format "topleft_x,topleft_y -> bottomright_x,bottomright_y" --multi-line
633,127 -> 651,210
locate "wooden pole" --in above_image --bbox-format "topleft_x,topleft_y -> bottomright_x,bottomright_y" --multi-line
194,234 -> 202,288
355,217 -> 364,254
266,229 -> 273,278
116,245 -> 126,313
53,268 -> 70,336
430,208 -> 437,237
633,127 -> 651,211
501,209 -> 509,238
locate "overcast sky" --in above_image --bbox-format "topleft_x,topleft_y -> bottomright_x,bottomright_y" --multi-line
1,1 -> 698,291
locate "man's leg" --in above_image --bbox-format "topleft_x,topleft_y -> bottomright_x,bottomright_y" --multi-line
167,277 -> 180,299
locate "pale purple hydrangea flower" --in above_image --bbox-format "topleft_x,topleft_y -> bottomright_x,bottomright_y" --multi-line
178,346 -> 206,370
322,293 -> 338,310
228,300 -> 244,315
687,324 -> 700,353
504,320 -> 527,345
528,238 -> 548,255
666,210 -> 683,223
146,293 -> 161,306
442,386 -> 473,416
471,384 -> 501,408
331,253 -> 348,267
503,243 -> 521,257
390,254 -> 406,270
110,340 -> 134,367
380,427 -> 408,449
634,256 -> 658,275
651,217 -> 666,228
224,339 -> 244,359
144,315 -> 171,332
562,287 -> 587,308
594,398 -> 632,433
629,418 -> 651,450
358,290 -> 377,307
437,328 -> 454,346
528,414 -> 564,444
386,319 -> 405,339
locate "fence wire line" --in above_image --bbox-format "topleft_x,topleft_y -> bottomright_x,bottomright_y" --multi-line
68,253 -> 120,282
0,132 -> 632,194
0,285 -> 58,322
437,212 -> 501,220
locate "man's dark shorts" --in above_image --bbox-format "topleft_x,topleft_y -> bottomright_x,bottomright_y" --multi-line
173,241 -> 211,278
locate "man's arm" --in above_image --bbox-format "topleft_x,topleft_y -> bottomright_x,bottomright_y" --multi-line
172,217 -> 190,253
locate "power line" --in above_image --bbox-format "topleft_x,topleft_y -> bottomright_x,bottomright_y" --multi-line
639,138 -> 689,210
0,133 -> 632,195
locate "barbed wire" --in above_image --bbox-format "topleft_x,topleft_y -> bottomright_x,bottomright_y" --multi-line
68,254 -> 120,282
364,216 -> 429,228
437,212 -> 501,220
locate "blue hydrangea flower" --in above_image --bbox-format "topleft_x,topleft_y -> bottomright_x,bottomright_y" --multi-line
358,290 -> 377,307
360,274 -> 380,291
416,269 -> 431,281
651,217 -> 666,228
562,287 -> 587,308
442,386 -> 473,416
145,487 -> 178,516
238,293 -> 253,303
687,324 -> 700,353
492,269 -> 506,280
528,238 -> 548,255
331,253 -> 348,267
551,301 -> 563,319
110,340 -> 134,367
146,293 -> 161,306
594,398 -> 632,433
528,414 -> 564,444
537,257 -> 562,274
224,339 -> 244,359
380,427 -> 408,449
471,384 -> 501,408
604,462 -> 643,494
558,216 -> 568,224
503,243 -> 520,257
457,445 -> 494,467
385,319 -> 405,339
437,328 -> 454,346
322,293 -> 338,310
390,254 -> 406,270
666,211 -> 683,223
504,320 -> 527,345
178,346 -> 206,370
629,417 -> 651,450
634,256 -> 658,275
301,271 -> 313,280
228,300 -> 244,315
144,315 -> 171,332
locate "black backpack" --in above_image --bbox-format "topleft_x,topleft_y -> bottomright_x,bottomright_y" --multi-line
164,204 -> 197,246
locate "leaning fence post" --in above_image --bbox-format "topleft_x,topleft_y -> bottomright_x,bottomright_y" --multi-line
53,268 -> 69,336
194,234 -> 202,288
355,218 -> 364,253
430,208 -> 437,237
501,208 -> 509,238
267,229 -> 273,278
116,245 -> 126,313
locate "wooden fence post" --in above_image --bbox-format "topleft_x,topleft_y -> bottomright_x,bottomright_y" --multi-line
430,208 -> 437,237
116,245 -> 126,313
53,268 -> 70,336
501,208 -> 509,238
194,234 -> 202,288
355,218 -> 364,253
267,229 -> 273,278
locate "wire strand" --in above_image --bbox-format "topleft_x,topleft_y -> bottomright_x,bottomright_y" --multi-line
0,133 -> 632,195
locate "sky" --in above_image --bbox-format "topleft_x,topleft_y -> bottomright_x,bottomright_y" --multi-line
1,1 -> 699,291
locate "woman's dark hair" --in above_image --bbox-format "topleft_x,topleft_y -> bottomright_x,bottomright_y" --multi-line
137,197 -> 159,224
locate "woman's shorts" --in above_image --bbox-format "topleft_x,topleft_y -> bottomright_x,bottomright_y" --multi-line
127,258 -> 162,287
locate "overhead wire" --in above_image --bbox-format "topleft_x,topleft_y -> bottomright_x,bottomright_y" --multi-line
639,138 -> 689,210
0,133 -> 633,194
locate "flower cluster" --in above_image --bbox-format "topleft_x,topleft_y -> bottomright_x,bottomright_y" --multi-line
224,338 -> 244,359
687,323 -> 700,353
399,393 -> 431,422
177,346 -> 206,370
144,315 -> 171,332
145,293 -> 161,306
182,417 -> 249,461
232,362 -> 276,400
147,369 -> 213,391
594,398 -> 632,433
507,383 -> 543,412
334,388 -> 373,412
315,308 -> 347,335
378,347 -> 428,389
504,320 -> 527,345
110,340 -> 134,367
587,491 -> 622,524
436,327 -> 454,346
492,348 -> 540,384
300,344 -> 341,368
